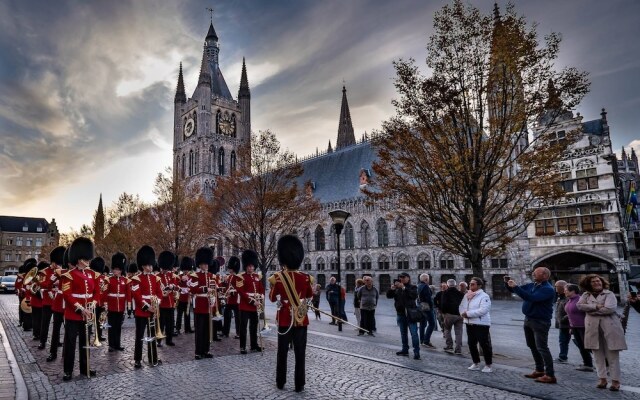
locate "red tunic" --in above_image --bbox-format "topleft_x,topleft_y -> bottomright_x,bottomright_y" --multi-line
105,276 -> 130,313
38,267 -> 56,307
51,269 -> 67,314
268,271 -> 314,328
26,276 -> 42,308
159,272 -> 178,309
130,273 -> 162,318
15,273 -> 24,298
237,272 -> 265,312
61,267 -> 100,321
189,270 -> 217,315
224,274 -> 240,305
177,273 -> 191,303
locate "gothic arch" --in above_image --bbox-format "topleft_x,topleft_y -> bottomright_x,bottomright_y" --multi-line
218,147 -> 225,175
530,249 -> 615,270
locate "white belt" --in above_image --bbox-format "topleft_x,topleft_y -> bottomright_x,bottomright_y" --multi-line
195,293 -> 208,297
72,294 -> 92,299
142,295 -> 152,299
108,294 -> 125,298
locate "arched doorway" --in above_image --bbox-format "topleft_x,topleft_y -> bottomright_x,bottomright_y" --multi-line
379,274 -> 391,291
532,251 -> 619,294
317,274 -> 326,289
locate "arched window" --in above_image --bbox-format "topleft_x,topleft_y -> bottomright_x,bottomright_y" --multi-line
303,228 -> 311,251
218,147 -> 225,175
231,114 -> 237,138
396,217 -> 407,246
345,255 -> 355,270
360,255 -> 372,270
192,112 -> 197,135
189,150 -> 194,176
378,254 -> 390,270
216,110 -> 221,134
209,145 -> 215,173
440,254 -> 455,269
315,225 -> 325,251
360,221 -> 370,249
317,257 -> 325,271
417,253 -> 431,269
303,258 -> 311,271
376,218 -> 389,247
329,225 -> 336,250
176,156 -> 180,176
397,253 -> 409,270
344,222 -> 354,249
181,154 -> 186,178
230,151 -> 237,173
416,221 -> 429,245
329,256 -> 338,270
195,149 -> 199,174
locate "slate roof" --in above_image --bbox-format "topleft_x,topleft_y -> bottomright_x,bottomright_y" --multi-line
209,61 -> 233,100
298,141 -> 377,203
0,216 -> 49,233
582,119 -> 604,135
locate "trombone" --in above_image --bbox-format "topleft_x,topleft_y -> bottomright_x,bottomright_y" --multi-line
83,301 -> 98,378
142,295 -> 163,367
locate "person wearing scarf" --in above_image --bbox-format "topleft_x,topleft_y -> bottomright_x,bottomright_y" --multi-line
459,277 -> 493,373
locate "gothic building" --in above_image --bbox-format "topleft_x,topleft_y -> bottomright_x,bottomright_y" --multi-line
173,21 -> 251,197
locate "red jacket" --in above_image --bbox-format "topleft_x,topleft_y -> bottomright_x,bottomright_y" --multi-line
158,271 -> 178,309
189,270 -> 217,314
62,267 -> 101,321
38,267 -> 57,306
26,276 -> 42,308
105,275 -> 130,313
237,272 -> 265,312
129,273 -> 163,318
177,273 -> 191,303
51,269 -> 67,314
15,273 -> 24,298
224,274 -> 240,305
268,271 -> 313,328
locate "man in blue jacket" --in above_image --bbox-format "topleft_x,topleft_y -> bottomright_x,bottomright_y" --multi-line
506,267 -> 556,384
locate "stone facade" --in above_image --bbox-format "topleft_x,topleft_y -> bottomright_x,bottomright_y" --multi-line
0,217 -> 59,275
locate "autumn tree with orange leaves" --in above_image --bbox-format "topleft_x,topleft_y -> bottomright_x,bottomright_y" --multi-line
367,1 -> 590,278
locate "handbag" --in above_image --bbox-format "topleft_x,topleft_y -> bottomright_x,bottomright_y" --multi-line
420,302 -> 431,312
406,307 -> 422,323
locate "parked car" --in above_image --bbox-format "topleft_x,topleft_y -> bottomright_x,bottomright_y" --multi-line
0,275 -> 17,294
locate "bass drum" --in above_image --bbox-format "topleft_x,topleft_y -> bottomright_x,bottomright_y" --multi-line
20,298 -> 32,314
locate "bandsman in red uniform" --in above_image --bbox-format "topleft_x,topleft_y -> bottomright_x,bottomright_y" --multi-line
17,259 -> 37,332
175,256 -> 194,335
157,251 -> 178,347
209,258 -> 223,341
29,260 -> 49,341
222,256 -> 241,338
269,235 -> 314,392
189,247 -> 215,359
106,252 -> 129,352
61,237 -> 99,381
237,250 -> 265,354
15,263 -> 25,328
89,257 -> 107,343
126,263 -> 138,318
38,246 -> 65,351
130,246 -> 163,369
47,247 -> 68,362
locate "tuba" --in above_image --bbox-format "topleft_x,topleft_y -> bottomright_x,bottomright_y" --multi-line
153,296 -> 166,340
23,267 -> 39,296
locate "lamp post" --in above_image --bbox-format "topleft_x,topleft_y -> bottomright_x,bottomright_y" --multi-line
329,209 -> 350,332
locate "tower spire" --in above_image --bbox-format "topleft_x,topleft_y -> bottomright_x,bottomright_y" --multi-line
175,62 -> 186,103
336,85 -> 356,149
238,57 -> 250,98
197,46 -> 211,87
94,194 -> 105,243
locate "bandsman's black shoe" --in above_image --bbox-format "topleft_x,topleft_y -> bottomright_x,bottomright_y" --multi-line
62,373 -> 72,381
46,354 -> 57,362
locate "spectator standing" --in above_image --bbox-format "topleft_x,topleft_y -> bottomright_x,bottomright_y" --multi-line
325,277 -> 340,324
554,280 -> 570,363
357,276 -> 378,337
506,267 -> 556,384
433,282 -> 448,337
458,281 -> 468,295
441,279 -> 464,355
386,272 -> 421,360
577,275 -> 627,391
563,284 -> 594,372
460,277 -> 492,373
312,284 -> 321,320
353,279 -> 364,329
417,274 -> 436,348
627,290 -> 640,313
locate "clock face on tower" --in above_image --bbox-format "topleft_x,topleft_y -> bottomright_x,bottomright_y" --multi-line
184,118 -> 195,137
219,114 -> 234,135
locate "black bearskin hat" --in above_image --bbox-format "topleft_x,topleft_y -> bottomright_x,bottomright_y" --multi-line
241,249 -> 259,271
277,235 -> 304,270
111,252 -> 127,271
18,263 -> 26,274
136,245 -> 156,267
23,258 -> 37,271
104,266 -> 110,275
63,248 -> 70,268
89,257 -> 105,274
49,246 -> 66,266
152,261 -> 160,273
69,237 -> 94,265
37,260 -> 50,271
195,247 -> 213,267
227,256 -> 240,273
128,263 -> 138,274
180,256 -> 194,272
158,251 -> 175,271
208,258 -> 220,274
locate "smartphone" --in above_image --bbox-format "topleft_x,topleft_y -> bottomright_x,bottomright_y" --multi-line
503,276 -> 511,283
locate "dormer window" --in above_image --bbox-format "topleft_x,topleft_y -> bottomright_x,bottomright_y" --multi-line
359,168 -> 371,188
37,224 -> 43,232
22,224 -> 28,232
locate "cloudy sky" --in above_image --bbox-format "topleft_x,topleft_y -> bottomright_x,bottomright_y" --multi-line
0,0 -> 639,233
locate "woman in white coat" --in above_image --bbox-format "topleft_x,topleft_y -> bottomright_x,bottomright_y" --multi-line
459,277 -> 492,373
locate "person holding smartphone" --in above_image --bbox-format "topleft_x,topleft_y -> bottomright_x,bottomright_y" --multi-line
627,288 -> 640,313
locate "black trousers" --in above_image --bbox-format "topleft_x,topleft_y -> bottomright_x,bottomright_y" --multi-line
107,311 -> 124,349
175,301 -> 192,332
49,311 -> 64,357
18,297 -> 24,326
159,308 -> 175,344
466,324 -> 493,365
360,309 -> 376,332
134,316 -> 158,365
63,319 -> 90,375
277,326 -> 307,389
223,304 -> 240,336
32,305 -> 42,338
239,310 -> 259,350
194,313 -> 211,356
40,305 -> 53,346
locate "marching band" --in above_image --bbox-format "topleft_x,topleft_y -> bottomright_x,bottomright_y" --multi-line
12,236 -> 316,393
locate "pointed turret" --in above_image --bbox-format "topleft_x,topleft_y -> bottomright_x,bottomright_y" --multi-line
206,22 -> 218,41
94,194 -> 105,243
238,57 -> 251,141
622,146 -> 628,161
328,140 -> 333,153
238,58 -> 250,98
197,47 -> 211,87
175,62 -> 186,103
336,86 -> 356,149
545,79 -> 562,111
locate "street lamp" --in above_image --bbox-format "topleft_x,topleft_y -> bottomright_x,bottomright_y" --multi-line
329,209 -> 350,332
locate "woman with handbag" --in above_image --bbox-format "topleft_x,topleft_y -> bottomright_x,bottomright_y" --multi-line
460,277 -> 493,373
418,274 -> 436,348
577,274 -> 627,391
